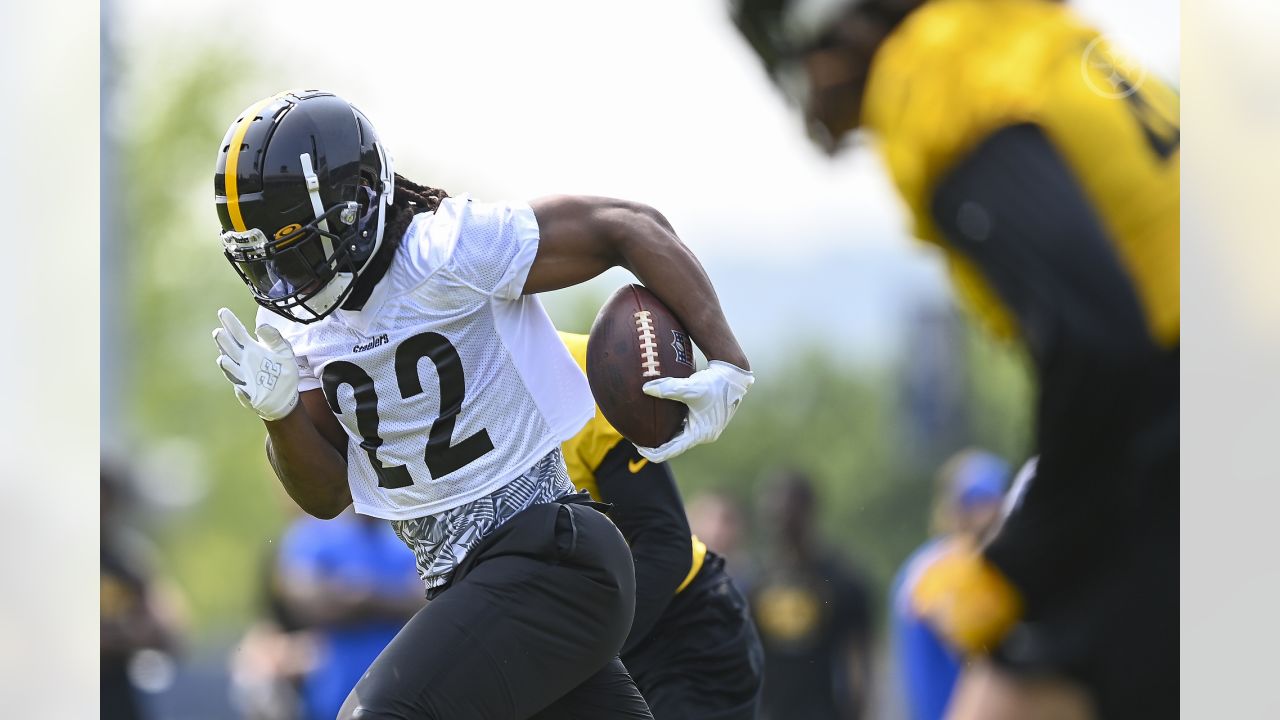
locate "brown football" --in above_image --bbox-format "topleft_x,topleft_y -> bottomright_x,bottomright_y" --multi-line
586,284 -> 696,448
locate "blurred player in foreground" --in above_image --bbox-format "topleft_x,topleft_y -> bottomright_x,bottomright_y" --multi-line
731,0 -> 1179,718
559,331 -> 764,719
210,90 -> 752,719
891,449 -> 1009,720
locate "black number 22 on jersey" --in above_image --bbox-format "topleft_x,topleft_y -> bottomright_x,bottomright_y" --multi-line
321,332 -> 494,489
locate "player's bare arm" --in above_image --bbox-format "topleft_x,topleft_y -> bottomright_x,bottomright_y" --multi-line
526,195 -> 750,372
213,307 -> 350,518
263,389 -> 352,519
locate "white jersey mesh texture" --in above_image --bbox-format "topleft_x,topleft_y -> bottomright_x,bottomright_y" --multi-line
258,196 -> 594,521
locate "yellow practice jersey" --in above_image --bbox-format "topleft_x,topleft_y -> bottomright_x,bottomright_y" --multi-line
558,331 -> 706,592
861,0 -> 1179,346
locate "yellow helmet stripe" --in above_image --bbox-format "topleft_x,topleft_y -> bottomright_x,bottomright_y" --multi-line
224,94 -> 287,232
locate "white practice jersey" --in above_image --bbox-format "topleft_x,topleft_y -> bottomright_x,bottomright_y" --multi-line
259,196 -> 594,520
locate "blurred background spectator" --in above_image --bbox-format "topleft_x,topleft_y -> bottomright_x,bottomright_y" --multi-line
889,449 -> 1011,720
102,460 -> 187,720
230,509 -> 424,720
686,491 -> 755,592
227,504 -> 314,720
750,471 -> 875,720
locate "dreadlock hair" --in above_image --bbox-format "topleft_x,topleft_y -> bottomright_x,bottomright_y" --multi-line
341,173 -> 450,310
383,173 -> 451,249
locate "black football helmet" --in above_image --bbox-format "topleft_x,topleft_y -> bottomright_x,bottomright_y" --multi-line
214,90 -> 394,324
730,0 -> 855,101
730,0 -> 914,150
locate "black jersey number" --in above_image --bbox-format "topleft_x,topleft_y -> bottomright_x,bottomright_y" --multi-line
395,332 -> 495,478
1120,78 -> 1179,161
321,332 -> 494,489
1093,50 -> 1179,160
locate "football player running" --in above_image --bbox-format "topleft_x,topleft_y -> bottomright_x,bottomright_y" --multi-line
210,90 -> 753,719
730,1 -> 1178,719
558,332 -> 764,720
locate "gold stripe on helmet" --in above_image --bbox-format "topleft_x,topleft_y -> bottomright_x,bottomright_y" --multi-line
225,93 -> 289,232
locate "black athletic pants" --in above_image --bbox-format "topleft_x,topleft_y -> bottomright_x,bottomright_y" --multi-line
624,553 -> 765,720
339,497 -> 654,719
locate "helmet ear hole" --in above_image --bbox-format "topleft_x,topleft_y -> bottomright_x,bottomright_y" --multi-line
356,174 -> 379,214
349,183 -> 382,238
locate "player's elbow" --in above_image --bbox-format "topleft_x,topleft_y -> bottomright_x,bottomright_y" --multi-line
305,505 -> 342,520
286,482 -> 352,520
589,198 -> 677,254
622,200 -> 675,233
301,496 -> 351,520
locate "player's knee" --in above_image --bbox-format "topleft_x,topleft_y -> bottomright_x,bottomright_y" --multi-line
337,688 -> 443,720
335,704 -> 413,720
336,690 -> 396,720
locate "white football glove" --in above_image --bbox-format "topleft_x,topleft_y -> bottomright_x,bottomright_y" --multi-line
212,308 -> 300,422
635,360 -> 754,463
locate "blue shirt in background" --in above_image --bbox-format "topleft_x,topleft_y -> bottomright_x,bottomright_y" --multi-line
891,538 -> 963,720
278,514 -> 420,720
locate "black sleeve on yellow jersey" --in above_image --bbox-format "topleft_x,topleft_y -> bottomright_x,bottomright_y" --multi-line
930,123 -> 1175,608
594,440 -> 694,656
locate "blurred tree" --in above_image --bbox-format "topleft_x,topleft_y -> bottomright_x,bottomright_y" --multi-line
664,314 -> 1033,602
118,51 -> 282,636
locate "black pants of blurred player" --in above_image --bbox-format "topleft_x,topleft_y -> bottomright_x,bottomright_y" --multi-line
339,496 -> 653,720
993,435 -> 1178,719
624,552 -> 765,720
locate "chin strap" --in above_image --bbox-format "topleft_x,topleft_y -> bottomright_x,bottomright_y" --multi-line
299,152 -> 334,259
376,140 -> 394,206
371,140 -> 393,247
356,140 -> 393,275
288,135 -> 395,319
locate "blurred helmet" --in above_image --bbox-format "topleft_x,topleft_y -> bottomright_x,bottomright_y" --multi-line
730,0 -> 853,97
729,0 -> 915,149
213,90 -> 394,324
